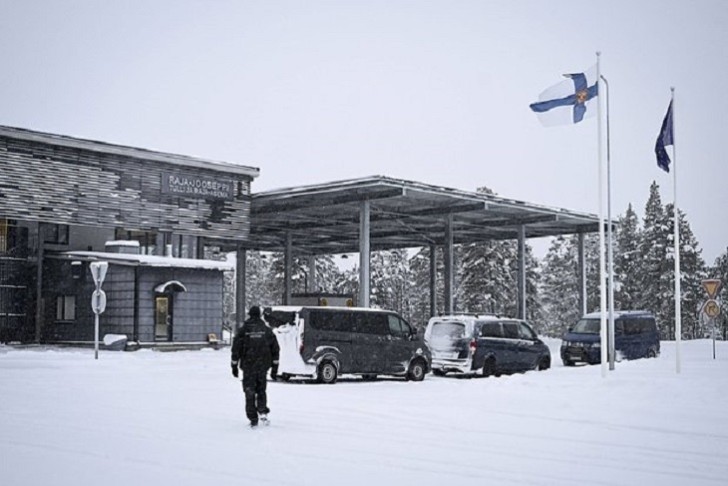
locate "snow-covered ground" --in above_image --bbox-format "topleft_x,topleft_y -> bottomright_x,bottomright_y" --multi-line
1,338 -> 727,486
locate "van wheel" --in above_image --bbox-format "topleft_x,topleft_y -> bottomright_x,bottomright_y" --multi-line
406,360 -> 426,382
317,361 -> 338,384
482,357 -> 496,377
537,358 -> 550,371
647,347 -> 658,358
280,373 -> 291,382
563,359 -> 575,367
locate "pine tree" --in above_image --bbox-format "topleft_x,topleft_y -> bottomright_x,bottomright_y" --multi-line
408,246 -> 441,328
663,203 -> 707,339
710,248 -> 728,339
245,251 -> 276,308
615,204 -> 642,309
637,181 -> 673,338
370,249 -> 414,320
459,239 -> 514,315
539,236 -> 581,336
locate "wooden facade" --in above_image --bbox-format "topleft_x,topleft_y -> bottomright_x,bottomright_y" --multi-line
0,125 -> 258,345
0,126 -> 256,239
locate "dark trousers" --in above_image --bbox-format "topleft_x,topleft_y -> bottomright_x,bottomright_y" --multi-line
242,368 -> 269,424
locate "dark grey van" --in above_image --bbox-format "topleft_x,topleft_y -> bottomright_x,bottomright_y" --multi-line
424,315 -> 551,376
263,306 -> 431,384
560,310 -> 660,365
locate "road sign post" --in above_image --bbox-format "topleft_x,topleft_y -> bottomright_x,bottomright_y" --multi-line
89,262 -> 109,360
701,279 -> 722,360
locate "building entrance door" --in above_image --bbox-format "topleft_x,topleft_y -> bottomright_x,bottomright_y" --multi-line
155,296 -> 172,341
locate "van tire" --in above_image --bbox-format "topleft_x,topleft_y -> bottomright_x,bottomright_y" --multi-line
406,359 -> 426,382
317,361 -> 338,384
563,359 -> 575,367
280,373 -> 291,382
647,347 -> 658,358
537,357 -> 550,371
482,357 -> 496,377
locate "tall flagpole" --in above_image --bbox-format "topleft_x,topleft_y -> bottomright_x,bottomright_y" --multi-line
602,74 -> 616,371
597,52 -> 607,378
672,86 -> 682,374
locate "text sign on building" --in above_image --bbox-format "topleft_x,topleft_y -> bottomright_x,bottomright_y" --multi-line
161,173 -> 234,200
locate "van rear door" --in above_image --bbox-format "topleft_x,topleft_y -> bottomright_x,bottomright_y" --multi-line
617,317 -> 658,359
427,320 -> 470,361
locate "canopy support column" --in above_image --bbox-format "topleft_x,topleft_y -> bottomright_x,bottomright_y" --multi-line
429,244 -> 437,317
284,233 -> 292,305
235,245 -> 246,331
517,225 -> 527,320
443,213 -> 454,314
307,254 -> 317,292
359,200 -> 371,308
578,232 -> 587,315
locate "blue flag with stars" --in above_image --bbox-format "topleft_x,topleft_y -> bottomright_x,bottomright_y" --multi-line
655,100 -> 674,172
530,65 -> 599,127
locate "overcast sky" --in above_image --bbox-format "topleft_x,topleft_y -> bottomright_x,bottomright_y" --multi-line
1,0 -> 726,263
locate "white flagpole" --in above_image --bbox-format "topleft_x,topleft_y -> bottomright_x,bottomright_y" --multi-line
602,74 -> 616,371
672,87 -> 682,374
597,52 -> 607,378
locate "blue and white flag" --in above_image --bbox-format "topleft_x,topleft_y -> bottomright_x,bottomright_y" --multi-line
529,65 -> 599,127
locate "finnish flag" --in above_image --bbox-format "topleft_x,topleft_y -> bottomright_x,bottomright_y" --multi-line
529,65 -> 599,127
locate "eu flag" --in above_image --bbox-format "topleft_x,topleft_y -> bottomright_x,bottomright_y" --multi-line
655,101 -> 674,172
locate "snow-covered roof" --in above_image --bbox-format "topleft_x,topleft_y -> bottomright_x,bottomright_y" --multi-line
0,125 -> 259,178
61,251 -> 234,271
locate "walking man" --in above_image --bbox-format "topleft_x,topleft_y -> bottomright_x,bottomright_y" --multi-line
231,306 -> 280,427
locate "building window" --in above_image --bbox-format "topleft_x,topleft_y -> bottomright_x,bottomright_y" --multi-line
44,224 -> 69,245
115,228 -> 158,255
56,295 -> 76,321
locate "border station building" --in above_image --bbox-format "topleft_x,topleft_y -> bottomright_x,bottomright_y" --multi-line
1,126 -> 600,347
0,126 -> 257,345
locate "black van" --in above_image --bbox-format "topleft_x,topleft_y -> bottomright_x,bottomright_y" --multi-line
560,311 -> 660,366
263,306 -> 431,384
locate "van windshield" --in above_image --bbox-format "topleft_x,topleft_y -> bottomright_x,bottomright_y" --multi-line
571,319 -> 600,334
430,322 -> 466,339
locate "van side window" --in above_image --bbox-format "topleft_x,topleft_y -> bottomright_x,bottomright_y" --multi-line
518,322 -> 537,340
354,313 -> 388,335
480,322 -> 502,338
622,319 -> 643,335
502,322 -> 519,339
388,315 -> 410,338
310,310 -> 351,332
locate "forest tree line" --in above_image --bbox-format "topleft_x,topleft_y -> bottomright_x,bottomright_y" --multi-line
223,182 -> 728,340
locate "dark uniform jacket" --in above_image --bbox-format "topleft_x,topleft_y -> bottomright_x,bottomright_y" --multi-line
231,316 -> 280,372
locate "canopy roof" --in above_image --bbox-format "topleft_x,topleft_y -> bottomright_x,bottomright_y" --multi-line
248,176 -> 602,255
